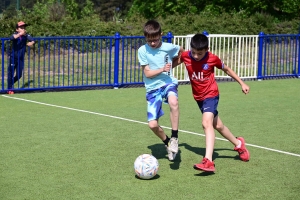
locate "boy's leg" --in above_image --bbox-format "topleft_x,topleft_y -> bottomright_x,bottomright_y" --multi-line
202,112 -> 215,161
168,95 -> 179,132
213,115 -> 250,161
146,89 -> 174,160
7,62 -> 14,89
213,116 -> 239,146
148,120 -> 174,161
7,56 -> 18,89
14,59 -> 24,83
193,97 -> 218,172
165,85 -> 179,156
148,120 -> 167,140
167,94 -> 179,159
193,112 -> 216,172
164,84 -> 179,133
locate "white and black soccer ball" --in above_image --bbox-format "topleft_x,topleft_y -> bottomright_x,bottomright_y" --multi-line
134,154 -> 159,179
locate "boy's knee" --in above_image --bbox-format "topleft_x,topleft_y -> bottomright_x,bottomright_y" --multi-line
168,96 -> 178,108
214,123 -> 224,131
148,120 -> 158,130
202,120 -> 213,130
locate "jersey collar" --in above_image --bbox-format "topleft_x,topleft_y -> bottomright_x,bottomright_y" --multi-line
188,51 -> 208,61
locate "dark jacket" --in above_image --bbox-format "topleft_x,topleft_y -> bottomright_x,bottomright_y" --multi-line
10,32 -> 34,59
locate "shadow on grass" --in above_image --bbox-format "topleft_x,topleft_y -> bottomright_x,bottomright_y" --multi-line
181,143 -> 242,176
135,174 -> 160,180
20,80 -> 34,88
147,143 -> 181,170
180,142 -> 237,161
194,171 -> 215,176
146,142 -> 238,172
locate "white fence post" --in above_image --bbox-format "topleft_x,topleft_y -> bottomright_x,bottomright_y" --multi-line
173,34 -> 259,82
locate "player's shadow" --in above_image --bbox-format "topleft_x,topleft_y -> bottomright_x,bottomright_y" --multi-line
147,143 -> 181,170
180,142 -> 237,160
179,142 -> 238,176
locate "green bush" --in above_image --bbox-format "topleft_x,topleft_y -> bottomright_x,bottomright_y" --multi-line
0,10 -> 299,38
158,12 -> 299,35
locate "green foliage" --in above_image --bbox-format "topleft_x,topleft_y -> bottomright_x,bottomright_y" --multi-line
62,0 -> 79,19
129,0 -> 300,20
0,0 -> 299,38
157,13 -> 299,35
48,2 -> 67,22
80,0 -> 94,18
241,0 -> 300,18
128,0 -> 200,19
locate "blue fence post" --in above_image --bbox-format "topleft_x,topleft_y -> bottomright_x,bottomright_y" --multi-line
202,31 -> 209,36
298,34 -> 300,78
114,32 -> 120,89
257,32 -> 264,81
1,39 -> 4,92
167,32 -> 173,43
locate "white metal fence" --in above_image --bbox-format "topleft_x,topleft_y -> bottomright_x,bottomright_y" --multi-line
173,34 -> 259,81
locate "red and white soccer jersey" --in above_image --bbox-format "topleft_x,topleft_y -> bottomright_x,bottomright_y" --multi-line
180,51 -> 224,101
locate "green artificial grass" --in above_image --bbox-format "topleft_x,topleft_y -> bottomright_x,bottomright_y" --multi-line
0,79 -> 299,200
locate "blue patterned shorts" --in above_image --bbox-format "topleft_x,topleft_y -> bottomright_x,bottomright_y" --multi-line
146,84 -> 178,121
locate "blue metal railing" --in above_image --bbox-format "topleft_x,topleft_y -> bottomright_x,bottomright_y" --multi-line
258,32 -> 300,79
0,32 -> 299,93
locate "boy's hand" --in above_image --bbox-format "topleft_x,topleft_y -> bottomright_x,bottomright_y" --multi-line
241,83 -> 250,94
18,29 -> 26,36
27,41 -> 35,47
162,63 -> 171,72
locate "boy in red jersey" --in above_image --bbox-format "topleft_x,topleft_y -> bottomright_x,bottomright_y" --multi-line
173,33 -> 250,172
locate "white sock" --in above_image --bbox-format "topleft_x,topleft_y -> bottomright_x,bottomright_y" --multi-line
236,140 -> 242,148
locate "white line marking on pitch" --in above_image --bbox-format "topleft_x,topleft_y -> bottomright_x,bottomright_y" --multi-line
3,95 -> 300,158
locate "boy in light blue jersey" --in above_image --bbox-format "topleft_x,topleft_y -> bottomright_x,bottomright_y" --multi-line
138,20 -> 183,161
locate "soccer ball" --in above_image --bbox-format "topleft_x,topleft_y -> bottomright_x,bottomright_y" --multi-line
134,154 -> 159,179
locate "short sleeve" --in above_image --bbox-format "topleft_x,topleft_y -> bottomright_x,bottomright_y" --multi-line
138,46 -> 148,66
9,32 -> 17,40
26,34 -> 34,42
213,55 -> 224,69
168,44 -> 180,59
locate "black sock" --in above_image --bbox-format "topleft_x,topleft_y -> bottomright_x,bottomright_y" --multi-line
171,130 -> 178,138
163,136 -> 170,146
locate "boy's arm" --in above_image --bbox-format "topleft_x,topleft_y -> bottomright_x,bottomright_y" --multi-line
12,29 -> 26,39
26,34 -> 35,47
27,41 -> 35,47
142,64 -> 171,78
172,56 -> 182,68
12,33 -> 20,39
10,32 -> 21,40
172,47 -> 184,68
222,65 -> 250,94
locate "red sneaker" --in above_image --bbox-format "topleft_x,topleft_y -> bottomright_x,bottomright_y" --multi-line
7,91 -> 14,95
193,158 -> 215,172
234,137 -> 250,162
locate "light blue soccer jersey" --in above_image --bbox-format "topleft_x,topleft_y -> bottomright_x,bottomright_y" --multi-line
138,42 -> 180,92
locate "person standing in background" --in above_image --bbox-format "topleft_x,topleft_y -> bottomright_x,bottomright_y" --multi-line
7,21 -> 35,94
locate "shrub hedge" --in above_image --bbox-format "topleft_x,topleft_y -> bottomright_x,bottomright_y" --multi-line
0,12 -> 299,38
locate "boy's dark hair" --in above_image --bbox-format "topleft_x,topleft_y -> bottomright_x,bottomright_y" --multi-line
143,20 -> 161,38
191,34 -> 209,50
